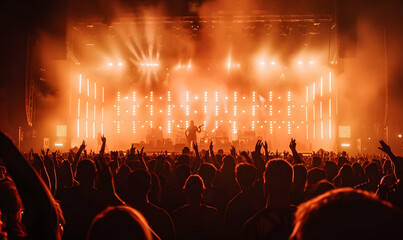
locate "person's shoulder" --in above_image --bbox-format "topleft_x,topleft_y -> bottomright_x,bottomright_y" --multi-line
149,202 -> 172,218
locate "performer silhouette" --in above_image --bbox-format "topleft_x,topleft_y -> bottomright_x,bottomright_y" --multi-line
185,120 -> 202,147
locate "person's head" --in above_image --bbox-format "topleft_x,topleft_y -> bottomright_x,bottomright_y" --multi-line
352,162 -> 364,176
221,155 -> 236,174
174,164 -> 191,186
382,159 -> 393,175
264,159 -> 293,197
0,178 -> 26,239
236,163 -> 257,191
181,147 -> 190,155
312,179 -> 335,198
339,164 -> 353,185
293,164 -> 307,190
183,175 -> 205,203
323,161 -> 338,182
88,206 -> 153,240
365,163 -> 381,183
189,120 -> 194,126
75,160 -> 97,187
291,188 -> 403,240
307,168 -> 326,186
312,157 -> 322,168
198,163 -> 216,187
178,154 -> 190,166
125,170 -> 151,201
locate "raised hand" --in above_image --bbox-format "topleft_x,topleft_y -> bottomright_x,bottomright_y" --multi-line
255,140 -> 263,153
289,138 -> 296,151
378,140 -> 392,154
209,141 -> 214,152
130,144 -> 136,155
192,142 -> 199,156
230,145 -> 236,157
263,141 -> 268,152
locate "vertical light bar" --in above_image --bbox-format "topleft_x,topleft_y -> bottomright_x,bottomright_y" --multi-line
306,86 -> 308,103
215,91 -> 218,102
233,121 -> 237,134
186,120 -> 189,129
150,121 -> 153,128
313,104 -> 315,121
117,121 -> 120,134
313,82 -> 316,100
204,105 -> 207,114
270,105 -> 272,116
150,105 -> 153,116
93,122 -> 95,139
320,101 -> 323,119
186,91 -> 189,102
251,121 -> 255,131
215,105 -> 218,116
269,91 -> 272,102
85,120 -> 88,138
168,91 -> 171,102
252,105 -> 255,116
204,91 -> 207,102
329,99 -> 332,118
252,92 -> 256,102
133,121 -> 135,134
321,120 -> 324,139
102,87 -> 105,103
79,74 -> 82,94
86,101 -> 88,119
133,104 -> 136,116
94,82 -> 97,100
320,77 -> 323,97
329,119 -> 332,139
186,105 -> 189,116
203,120 -> 206,131
117,92 -> 120,102
133,92 -> 136,102
233,105 -> 237,116
101,123 -> 104,135
313,123 -> 316,140
215,120 -> 218,129
288,91 -> 291,102
101,106 -> 104,121
234,92 -> 237,102
288,121 -> 291,135
77,98 -> 81,117
77,118 -> 80,138
329,72 -> 332,93
270,121 -> 273,134
168,105 -> 171,116
306,124 -> 309,140
305,105 -> 308,121
87,79 -> 89,97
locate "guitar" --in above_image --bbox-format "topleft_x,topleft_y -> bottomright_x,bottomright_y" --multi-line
185,124 -> 204,142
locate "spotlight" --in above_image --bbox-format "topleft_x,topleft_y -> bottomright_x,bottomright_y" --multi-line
108,62 -> 113,66
260,61 -> 266,66
117,62 -> 123,66
271,61 -> 276,65
398,134 -> 402,138
298,61 -> 303,65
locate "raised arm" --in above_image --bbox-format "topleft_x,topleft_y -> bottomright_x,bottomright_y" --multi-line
289,138 -> 303,164
209,142 -> 220,169
72,140 -> 86,173
0,131 -> 62,239
378,140 -> 402,180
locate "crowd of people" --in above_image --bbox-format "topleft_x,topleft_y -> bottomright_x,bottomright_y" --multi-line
0,131 -> 402,240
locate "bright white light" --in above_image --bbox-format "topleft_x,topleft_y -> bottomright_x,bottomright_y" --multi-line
260,61 -> 266,66
341,143 -> 350,147
271,61 -> 276,65
309,61 -> 314,65
298,61 -> 303,65
55,143 -> 63,147
117,62 -> 123,66
108,62 -> 113,66
398,134 -> 402,138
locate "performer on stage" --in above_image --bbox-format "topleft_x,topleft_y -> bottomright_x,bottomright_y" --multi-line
185,120 -> 202,147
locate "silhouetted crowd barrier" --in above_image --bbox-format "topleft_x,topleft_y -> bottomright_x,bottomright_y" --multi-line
0,132 -> 402,240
